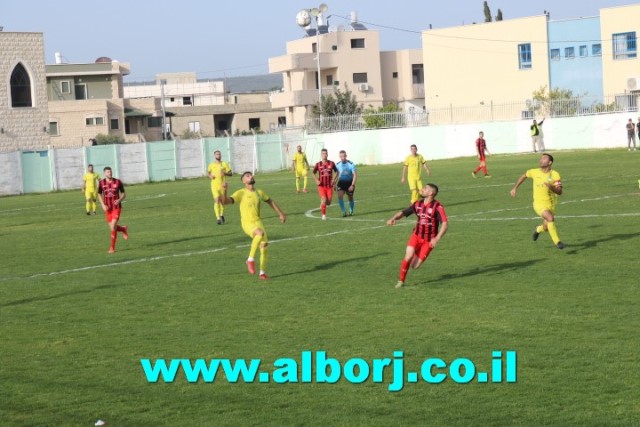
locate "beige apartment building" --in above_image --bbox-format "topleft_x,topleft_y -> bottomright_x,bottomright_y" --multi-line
0,32 -> 50,152
269,14 -> 425,127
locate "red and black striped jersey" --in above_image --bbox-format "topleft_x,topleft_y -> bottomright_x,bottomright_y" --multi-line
402,199 -> 447,241
313,160 -> 338,187
476,138 -> 487,156
98,178 -> 125,211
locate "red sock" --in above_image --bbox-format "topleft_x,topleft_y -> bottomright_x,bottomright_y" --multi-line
321,204 -> 326,215
110,230 -> 117,249
116,225 -> 126,233
473,166 -> 482,173
483,166 -> 489,175
400,259 -> 410,282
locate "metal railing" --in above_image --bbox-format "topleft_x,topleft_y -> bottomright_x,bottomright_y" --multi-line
305,93 -> 640,133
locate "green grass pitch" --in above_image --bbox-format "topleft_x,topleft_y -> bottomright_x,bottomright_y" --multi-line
1,149 -> 638,426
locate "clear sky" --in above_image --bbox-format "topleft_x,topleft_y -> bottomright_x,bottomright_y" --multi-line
2,1 -> 636,81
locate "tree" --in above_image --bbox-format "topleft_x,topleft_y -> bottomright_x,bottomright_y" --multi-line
94,133 -> 125,145
363,103 -> 402,129
531,85 -> 579,117
495,9 -> 503,21
314,85 -> 362,117
483,1 -> 492,22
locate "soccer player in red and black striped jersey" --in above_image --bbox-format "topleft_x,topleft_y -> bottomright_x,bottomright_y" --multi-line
387,183 -> 448,288
98,166 -> 128,253
472,131 -> 491,178
312,148 -> 338,220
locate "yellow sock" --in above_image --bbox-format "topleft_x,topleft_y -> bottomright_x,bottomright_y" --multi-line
546,221 -> 560,244
536,225 -> 545,234
86,201 -> 91,212
214,203 -> 221,218
218,202 -> 224,216
260,246 -> 268,272
249,235 -> 262,259
295,178 -> 300,191
303,177 -> 308,190
91,200 -> 97,212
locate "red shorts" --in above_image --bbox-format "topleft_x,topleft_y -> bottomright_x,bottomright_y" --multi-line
407,234 -> 433,261
317,186 -> 333,201
479,154 -> 486,162
105,208 -> 121,223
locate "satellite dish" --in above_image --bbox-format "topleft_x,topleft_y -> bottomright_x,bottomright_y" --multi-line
310,7 -> 320,17
319,3 -> 328,13
296,9 -> 311,27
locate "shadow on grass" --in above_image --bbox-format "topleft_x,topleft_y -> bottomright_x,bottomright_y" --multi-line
144,233 -> 234,247
564,232 -> 640,255
409,258 -> 547,288
1,283 -> 119,308
273,252 -> 390,279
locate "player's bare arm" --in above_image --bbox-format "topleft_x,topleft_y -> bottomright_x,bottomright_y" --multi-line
401,165 -> 407,183
266,199 -> 286,223
510,174 -> 527,197
430,221 -> 448,248
423,162 -> 431,176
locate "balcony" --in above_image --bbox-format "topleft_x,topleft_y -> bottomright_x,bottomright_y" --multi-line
270,88 -> 337,108
412,84 -> 425,99
269,53 -> 317,73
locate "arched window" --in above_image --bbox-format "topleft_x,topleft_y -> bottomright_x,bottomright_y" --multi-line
11,63 -> 32,108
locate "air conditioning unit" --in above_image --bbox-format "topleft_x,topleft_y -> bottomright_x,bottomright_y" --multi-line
627,77 -> 640,91
358,83 -> 369,92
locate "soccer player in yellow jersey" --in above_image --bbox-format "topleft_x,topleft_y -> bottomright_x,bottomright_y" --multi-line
401,144 -> 431,203
221,171 -> 286,280
510,153 -> 565,249
292,145 -> 310,193
207,150 -> 233,225
81,164 -> 100,215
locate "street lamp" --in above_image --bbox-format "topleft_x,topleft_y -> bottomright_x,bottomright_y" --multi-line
297,4 -> 328,115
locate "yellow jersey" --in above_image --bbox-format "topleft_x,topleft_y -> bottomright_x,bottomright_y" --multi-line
231,188 -> 269,224
83,172 -> 100,192
526,168 -> 561,206
404,154 -> 426,178
207,161 -> 232,188
293,152 -> 308,170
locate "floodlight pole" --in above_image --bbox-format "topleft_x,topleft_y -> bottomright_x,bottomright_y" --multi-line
316,21 -> 322,112
160,79 -> 167,140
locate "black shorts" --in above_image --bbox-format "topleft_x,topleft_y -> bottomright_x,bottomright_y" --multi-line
337,180 -> 355,195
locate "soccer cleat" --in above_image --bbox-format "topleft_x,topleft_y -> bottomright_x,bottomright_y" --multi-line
108,248 -> 115,254
92,211 -> 97,215
484,175 -> 492,178
342,212 -> 347,217
259,273 -> 269,280
349,211 -> 354,216
395,280 -> 404,289
296,190 -> 301,193
86,212 -> 91,216
532,228 -> 540,241
216,218 -> 222,225
246,260 -> 256,275
471,172 -> 477,178
322,214 -> 326,220
122,226 -> 129,240
556,241 -> 565,250
303,189 -> 308,193
221,215 -> 225,224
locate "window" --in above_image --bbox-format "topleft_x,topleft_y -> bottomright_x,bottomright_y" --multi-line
412,64 -> 424,84
565,47 -> 575,59
550,49 -> 560,60
392,72 -> 398,78
613,32 -> 637,59
351,38 -> 365,49
49,121 -> 59,136
182,96 -> 193,106
110,119 -> 119,130
85,117 -> 104,126
60,81 -> 71,94
75,84 -> 87,100
518,43 -> 532,69
148,117 -> 162,127
579,45 -> 588,57
326,75 -> 333,86
278,116 -> 286,126
312,42 -> 317,53
592,43 -> 602,56
353,72 -> 368,84
188,121 -> 200,132
10,63 -> 32,108
249,118 -> 261,130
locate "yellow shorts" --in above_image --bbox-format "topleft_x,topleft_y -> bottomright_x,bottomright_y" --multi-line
295,168 -> 308,178
85,190 -> 97,200
242,220 -> 267,240
407,177 -> 423,192
533,202 -> 556,217
211,186 -> 224,199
